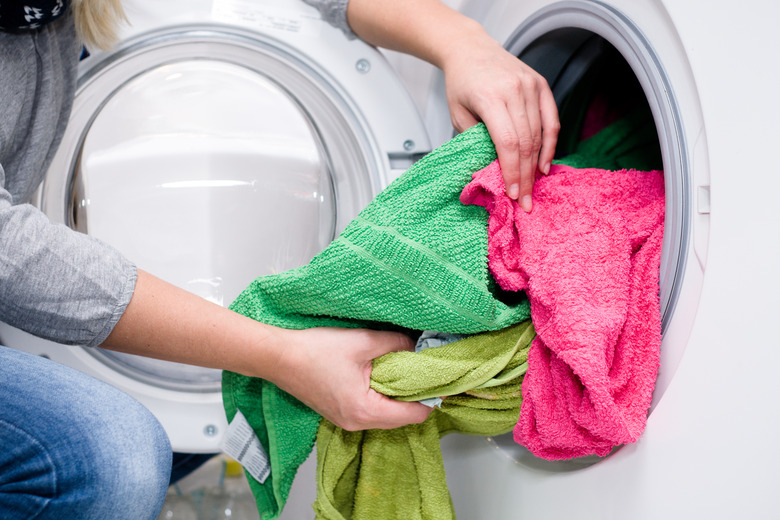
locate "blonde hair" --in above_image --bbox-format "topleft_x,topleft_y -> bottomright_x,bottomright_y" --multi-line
72,0 -> 128,50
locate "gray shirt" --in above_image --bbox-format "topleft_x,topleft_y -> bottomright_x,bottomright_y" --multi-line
0,1 -> 351,348
303,0 -> 355,38
0,11 -> 136,347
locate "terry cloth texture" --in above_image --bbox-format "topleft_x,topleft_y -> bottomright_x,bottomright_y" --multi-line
222,123 -> 531,519
314,321 -> 535,520
460,122 -> 665,459
552,106 -> 662,173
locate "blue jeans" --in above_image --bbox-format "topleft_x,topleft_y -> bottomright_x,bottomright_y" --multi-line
0,345 -> 172,519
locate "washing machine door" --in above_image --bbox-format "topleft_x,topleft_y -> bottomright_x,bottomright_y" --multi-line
2,3 -> 430,453
420,1 -> 713,518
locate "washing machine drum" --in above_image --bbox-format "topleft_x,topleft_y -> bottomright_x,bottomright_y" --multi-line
511,25 -> 687,332
27,26 -> 424,452
59,56 -> 344,394
63,56 -> 334,391
465,8 -> 694,471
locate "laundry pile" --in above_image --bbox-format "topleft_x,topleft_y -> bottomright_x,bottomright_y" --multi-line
223,123 -> 529,520
458,101 -> 665,459
315,321 -> 535,519
461,159 -> 664,459
222,109 -> 664,518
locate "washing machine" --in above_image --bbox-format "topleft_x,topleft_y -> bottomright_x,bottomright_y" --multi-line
0,0 -> 430,461
4,0 -> 779,518
403,0 -> 780,518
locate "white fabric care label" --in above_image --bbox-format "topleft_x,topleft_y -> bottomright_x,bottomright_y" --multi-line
219,409 -> 271,484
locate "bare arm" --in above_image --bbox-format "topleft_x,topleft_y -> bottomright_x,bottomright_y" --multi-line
102,270 -> 431,430
347,0 -> 559,212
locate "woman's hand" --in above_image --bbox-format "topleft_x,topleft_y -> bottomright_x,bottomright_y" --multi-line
273,327 -> 432,431
103,271 -> 430,431
346,0 -> 560,212
439,34 -> 559,212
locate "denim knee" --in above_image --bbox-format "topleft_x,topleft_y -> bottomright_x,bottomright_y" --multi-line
0,346 -> 173,520
56,391 -> 173,520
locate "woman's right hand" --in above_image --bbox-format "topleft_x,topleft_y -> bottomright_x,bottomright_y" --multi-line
103,271 -> 430,431
272,326 -> 433,431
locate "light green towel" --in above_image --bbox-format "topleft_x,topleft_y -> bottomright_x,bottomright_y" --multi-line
222,123 -> 530,520
314,321 -> 535,520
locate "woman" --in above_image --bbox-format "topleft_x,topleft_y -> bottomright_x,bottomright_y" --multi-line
0,0 -> 558,518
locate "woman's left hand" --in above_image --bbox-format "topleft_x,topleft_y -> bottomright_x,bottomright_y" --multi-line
439,34 -> 560,212
346,0 -> 560,211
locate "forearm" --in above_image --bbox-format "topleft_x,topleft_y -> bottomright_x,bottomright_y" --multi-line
346,0 -> 559,209
0,198 -> 136,347
102,269 -> 283,380
345,0 -> 493,70
102,269 -> 430,430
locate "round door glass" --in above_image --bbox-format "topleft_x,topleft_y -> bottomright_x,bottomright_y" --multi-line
71,59 -> 336,391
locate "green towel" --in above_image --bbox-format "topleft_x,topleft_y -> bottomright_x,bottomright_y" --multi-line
222,123 -> 531,520
314,321 -> 535,520
553,105 -> 662,171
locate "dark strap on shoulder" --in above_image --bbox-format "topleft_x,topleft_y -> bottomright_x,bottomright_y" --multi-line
0,0 -> 70,32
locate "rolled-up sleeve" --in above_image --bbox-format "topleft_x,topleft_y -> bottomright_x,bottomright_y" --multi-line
302,0 -> 356,39
0,190 -> 137,347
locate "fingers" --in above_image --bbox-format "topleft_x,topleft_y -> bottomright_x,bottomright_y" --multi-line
449,104 -> 480,137
507,85 -> 542,211
452,70 -> 558,213
363,329 -> 416,358
334,330 -> 432,431
276,327 -> 432,431
488,72 -> 552,213
339,390 -> 433,431
538,85 -> 560,175
444,48 -> 559,213
477,100 -> 525,202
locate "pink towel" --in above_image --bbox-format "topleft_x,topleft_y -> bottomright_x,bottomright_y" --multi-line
460,161 -> 664,460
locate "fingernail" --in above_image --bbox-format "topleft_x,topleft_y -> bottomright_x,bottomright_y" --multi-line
542,162 -> 550,174
521,195 -> 533,212
508,183 -> 520,200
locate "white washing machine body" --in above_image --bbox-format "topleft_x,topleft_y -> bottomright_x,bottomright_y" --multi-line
5,0 -> 778,516
0,0 -> 430,455
405,0 -> 780,518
